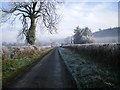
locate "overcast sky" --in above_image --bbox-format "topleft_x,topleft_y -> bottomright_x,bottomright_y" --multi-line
0,0 -> 119,43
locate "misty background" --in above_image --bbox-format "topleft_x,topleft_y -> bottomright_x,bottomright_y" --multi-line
1,0 -> 119,46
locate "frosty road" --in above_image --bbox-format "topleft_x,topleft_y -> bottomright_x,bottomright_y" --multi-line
5,47 -> 77,88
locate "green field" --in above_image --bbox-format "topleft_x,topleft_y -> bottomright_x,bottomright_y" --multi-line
2,48 -> 52,85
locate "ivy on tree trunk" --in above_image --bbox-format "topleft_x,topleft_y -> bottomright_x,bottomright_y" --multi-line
1,1 -> 60,45
27,18 -> 36,45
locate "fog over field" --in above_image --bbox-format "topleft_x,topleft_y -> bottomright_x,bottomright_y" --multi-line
1,1 -> 118,45
93,27 -> 119,43
1,1 -> 119,89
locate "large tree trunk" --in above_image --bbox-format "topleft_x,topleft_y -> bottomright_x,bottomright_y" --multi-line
26,18 -> 36,45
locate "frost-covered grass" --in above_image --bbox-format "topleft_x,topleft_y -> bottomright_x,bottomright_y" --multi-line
2,48 -> 51,85
2,46 -> 51,62
59,47 -> 120,88
62,44 -> 120,66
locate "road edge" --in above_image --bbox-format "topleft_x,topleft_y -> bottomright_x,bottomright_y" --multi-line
57,47 -> 79,89
3,49 -> 53,88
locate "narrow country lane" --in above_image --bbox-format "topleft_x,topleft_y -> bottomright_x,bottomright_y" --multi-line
4,47 -> 77,89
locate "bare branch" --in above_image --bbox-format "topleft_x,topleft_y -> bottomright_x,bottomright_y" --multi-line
17,8 -> 29,14
1,1 -> 62,45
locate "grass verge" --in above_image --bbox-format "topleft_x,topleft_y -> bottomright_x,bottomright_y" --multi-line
62,44 -> 120,67
2,48 -> 52,86
59,47 -> 120,88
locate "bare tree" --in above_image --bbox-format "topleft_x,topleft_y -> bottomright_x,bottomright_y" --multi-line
1,0 -> 61,45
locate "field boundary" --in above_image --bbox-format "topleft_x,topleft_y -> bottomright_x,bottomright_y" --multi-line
2,48 -> 52,87
61,44 -> 120,66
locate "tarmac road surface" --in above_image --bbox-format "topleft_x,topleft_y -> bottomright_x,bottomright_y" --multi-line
4,47 -> 77,89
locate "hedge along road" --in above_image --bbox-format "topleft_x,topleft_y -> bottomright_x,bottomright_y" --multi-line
4,47 -> 77,88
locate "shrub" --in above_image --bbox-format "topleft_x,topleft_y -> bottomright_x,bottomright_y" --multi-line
62,44 -> 120,66
2,46 -> 51,62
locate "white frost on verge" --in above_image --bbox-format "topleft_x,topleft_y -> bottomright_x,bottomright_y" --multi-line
58,47 -> 119,88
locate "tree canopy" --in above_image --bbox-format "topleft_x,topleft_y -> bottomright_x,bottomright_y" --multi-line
1,0 -> 61,45
73,26 -> 95,44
